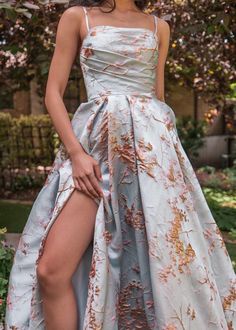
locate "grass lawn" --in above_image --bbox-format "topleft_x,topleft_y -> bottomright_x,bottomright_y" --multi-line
0,200 -> 32,233
202,187 -> 236,232
225,242 -> 236,264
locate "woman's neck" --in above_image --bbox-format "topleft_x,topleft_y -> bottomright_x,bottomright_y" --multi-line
104,0 -> 140,13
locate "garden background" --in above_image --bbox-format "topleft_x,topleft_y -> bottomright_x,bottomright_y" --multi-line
0,0 -> 235,326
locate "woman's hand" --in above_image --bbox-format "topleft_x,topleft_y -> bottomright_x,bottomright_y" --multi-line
69,148 -> 103,200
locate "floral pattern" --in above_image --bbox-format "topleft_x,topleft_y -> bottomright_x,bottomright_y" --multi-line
5,20 -> 236,330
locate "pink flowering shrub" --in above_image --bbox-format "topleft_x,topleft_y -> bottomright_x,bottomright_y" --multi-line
0,228 -> 15,326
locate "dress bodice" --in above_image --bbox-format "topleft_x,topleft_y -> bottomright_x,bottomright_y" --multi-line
79,9 -> 159,102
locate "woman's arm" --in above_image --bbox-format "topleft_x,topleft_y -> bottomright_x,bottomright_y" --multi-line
44,6 -> 84,156
154,18 -> 170,102
45,7 -> 103,199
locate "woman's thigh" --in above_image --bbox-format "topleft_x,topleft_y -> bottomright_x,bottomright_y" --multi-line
37,189 -> 99,280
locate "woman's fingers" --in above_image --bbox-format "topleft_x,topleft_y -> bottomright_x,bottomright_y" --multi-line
71,155 -> 103,200
74,177 -> 82,191
88,173 -> 103,197
78,178 -> 95,199
72,176 -> 81,190
80,174 -> 100,198
93,162 -> 102,182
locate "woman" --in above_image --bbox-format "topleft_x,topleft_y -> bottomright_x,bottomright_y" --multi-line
5,0 -> 236,329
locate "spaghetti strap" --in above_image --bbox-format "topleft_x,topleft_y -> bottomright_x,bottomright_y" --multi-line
82,6 -> 90,32
153,15 -> 158,35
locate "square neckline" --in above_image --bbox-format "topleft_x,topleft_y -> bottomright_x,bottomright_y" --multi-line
82,6 -> 158,32
80,6 -> 159,51
80,24 -> 159,56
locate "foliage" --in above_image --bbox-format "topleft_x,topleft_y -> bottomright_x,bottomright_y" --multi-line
224,242 -> 236,271
203,187 -> 236,232
0,227 -> 15,325
0,112 -> 60,168
0,0 -> 70,97
0,0 -> 235,109
229,229 -> 236,240
224,99 -> 236,134
227,83 -> 236,100
149,0 -> 236,107
197,165 -> 236,191
176,115 -> 207,159
199,167 -> 236,235
0,167 -> 51,200
0,112 -> 74,195
10,171 -> 45,191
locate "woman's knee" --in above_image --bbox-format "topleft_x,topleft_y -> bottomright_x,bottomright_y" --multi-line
36,257 -> 71,291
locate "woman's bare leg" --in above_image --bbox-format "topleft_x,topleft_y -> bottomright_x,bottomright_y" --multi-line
36,189 -> 99,330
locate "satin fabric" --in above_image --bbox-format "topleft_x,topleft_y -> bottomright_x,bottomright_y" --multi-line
5,23 -> 236,330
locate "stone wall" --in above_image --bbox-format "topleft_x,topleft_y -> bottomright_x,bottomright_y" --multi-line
166,83 -> 210,121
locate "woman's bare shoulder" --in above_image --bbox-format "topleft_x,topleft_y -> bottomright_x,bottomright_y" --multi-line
157,17 -> 170,34
153,16 -> 170,44
60,5 -> 85,25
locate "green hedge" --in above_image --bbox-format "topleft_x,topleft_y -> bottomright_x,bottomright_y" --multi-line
0,113 -> 71,168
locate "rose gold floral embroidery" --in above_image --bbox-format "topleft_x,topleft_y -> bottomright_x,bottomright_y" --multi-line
110,133 -> 136,173
124,203 -> 145,230
117,280 -> 150,329
187,303 -> 196,320
82,47 -> 94,58
166,205 -> 196,273
103,229 -> 112,244
222,280 -> 236,311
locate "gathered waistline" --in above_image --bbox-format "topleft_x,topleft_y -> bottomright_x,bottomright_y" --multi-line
88,91 -> 156,102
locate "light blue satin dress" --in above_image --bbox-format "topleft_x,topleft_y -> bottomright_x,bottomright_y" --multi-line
5,6 -> 236,330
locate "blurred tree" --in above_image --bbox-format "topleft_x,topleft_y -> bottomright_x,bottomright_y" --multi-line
148,0 -> 236,107
0,1 -> 70,98
0,0 -> 235,110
